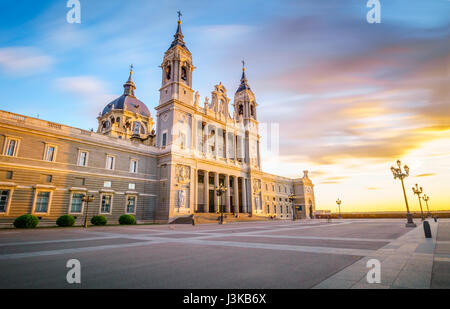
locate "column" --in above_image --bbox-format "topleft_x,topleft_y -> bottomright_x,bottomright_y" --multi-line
233,176 -> 239,214
214,172 -> 219,212
214,126 -> 218,158
204,170 -> 209,213
241,177 -> 247,213
193,168 -> 198,212
225,174 -> 230,213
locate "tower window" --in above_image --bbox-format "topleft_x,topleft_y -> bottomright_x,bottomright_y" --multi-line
181,66 -> 187,81
238,105 -> 243,115
251,105 -> 255,117
162,132 -> 167,147
166,66 -> 171,80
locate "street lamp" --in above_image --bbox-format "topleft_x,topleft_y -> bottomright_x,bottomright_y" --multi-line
288,193 -> 296,221
422,194 -> 431,218
412,184 -> 425,221
82,195 -> 95,228
336,199 -> 342,219
391,160 -> 416,227
215,185 -> 227,224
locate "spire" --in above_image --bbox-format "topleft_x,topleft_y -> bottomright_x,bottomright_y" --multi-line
123,64 -> 136,97
236,60 -> 251,93
168,11 -> 189,51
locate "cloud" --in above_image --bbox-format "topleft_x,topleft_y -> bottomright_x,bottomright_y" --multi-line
54,76 -> 118,115
415,173 -> 437,178
0,47 -> 53,76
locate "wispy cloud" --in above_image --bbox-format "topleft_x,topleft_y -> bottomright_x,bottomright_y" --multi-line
0,47 -> 53,76
415,173 -> 437,178
54,76 -> 117,115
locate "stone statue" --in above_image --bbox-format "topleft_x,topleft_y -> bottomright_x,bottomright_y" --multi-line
204,97 -> 209,110
194,91 -> 200,107
178,189 -> 185,208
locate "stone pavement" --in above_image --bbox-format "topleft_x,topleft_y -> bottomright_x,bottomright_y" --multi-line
313,218 -> 449,289
0,219 -> 448,288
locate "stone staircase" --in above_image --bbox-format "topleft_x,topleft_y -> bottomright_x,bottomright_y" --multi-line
192,213 -> 271,224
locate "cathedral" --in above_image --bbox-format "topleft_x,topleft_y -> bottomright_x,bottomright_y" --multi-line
0,17 -> 315,225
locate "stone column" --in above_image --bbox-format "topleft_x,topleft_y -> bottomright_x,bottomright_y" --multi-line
225,174 -> 230,213
233,176 -> 239,214
214,172 -> 219,212
241,178 -> 247,213
192,168 -> 198,212
204,170 -> 209,213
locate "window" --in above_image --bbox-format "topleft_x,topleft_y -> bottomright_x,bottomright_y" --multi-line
43,144 -> 57,162
35,191 -> 50,213
104,181 -> 112,188
3,137 -> 20,157
128,183 -> 135,190
133,122 -> 141,135
162,132 -> 167,147
130,159 -> 138,173
0,190 -> 10,213
40,174 -> 52,183
5,171 -> 13,180
78,150 -> 88,166
126,196 -> 136,214
70,193 -> 84,213
100,194 -> 112,214
106,155 -> 115,170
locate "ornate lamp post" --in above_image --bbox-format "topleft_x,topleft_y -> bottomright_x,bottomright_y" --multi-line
391,160 -> 416,227
215,185 -> 227,224
412,184 -> 425,221
82,195 -> 95,228
288,194 -> 296,221
422,194 -> 431,218
336,199 -> 342,219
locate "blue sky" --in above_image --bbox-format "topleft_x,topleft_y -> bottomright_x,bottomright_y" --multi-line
0,0 -> 449,211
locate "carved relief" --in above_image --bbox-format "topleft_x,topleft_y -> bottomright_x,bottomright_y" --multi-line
252,179 -> 261,195
175,164 -> 191,184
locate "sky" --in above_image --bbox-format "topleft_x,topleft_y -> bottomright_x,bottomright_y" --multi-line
0,0 -> 449,212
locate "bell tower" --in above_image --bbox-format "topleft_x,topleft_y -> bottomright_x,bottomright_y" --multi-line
233,62 -> 261,169
159,12 -> 195,106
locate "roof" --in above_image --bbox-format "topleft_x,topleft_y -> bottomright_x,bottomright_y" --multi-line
101,95 -> 150,118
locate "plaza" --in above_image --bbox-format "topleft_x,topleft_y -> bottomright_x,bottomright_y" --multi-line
0,218 -> 448,289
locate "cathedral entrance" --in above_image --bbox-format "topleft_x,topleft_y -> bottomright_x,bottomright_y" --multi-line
209,190 -> 215,213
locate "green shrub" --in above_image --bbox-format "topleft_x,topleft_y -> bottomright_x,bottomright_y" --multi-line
14,214 -> 39,229
119,214 -> 136,225
90,215 -> 107,226
56,215 -> 75,227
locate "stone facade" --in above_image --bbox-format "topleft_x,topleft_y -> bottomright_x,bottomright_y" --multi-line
0,18 -> 315,225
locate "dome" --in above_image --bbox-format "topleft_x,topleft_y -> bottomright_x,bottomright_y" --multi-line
101,66 -> 151,118
101,95 -> 150,118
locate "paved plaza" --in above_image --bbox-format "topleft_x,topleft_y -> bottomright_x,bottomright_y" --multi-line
0,219 -> 448,289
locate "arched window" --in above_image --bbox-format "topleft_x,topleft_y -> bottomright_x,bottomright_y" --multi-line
250,105 -> 255,117
181,66 -> 187,81
166,65 -> 171,80
133,122 -> 141,135
238,104 -> 243,115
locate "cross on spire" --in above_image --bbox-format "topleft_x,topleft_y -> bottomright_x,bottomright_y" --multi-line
242,60 -> 245,71
130,64 -> 134,73
177,11 -> 182,22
